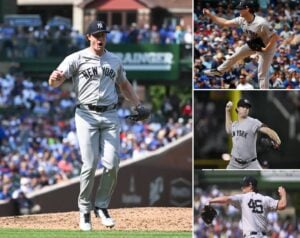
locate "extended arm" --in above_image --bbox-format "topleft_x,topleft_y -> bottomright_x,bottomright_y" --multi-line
209,196 -> 232,205
277,186 -> 287,210
259,126 -> 281,145
203,8 -> 238,28
225,101 -> 233,134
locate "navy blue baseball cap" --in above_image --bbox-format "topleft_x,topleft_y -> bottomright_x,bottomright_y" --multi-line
86,20 -> 110,35
237,98 -> 251,108
236,0 -> 255,10
241,176 -> 257,188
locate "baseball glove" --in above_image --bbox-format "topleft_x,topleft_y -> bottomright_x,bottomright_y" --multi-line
247,37 -> 265,51
125,104 -> 150,122
260,137 -> 280,150
200,205 -> 217,225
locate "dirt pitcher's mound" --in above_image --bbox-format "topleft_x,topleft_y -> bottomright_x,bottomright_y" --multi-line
0,207 -> 192,231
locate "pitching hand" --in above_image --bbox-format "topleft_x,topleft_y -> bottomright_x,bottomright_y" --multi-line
275,136 -> 281,146
272,135 -> 281,149
278,186 -> 286,197
261,47 -> 267,52
203,8 -> 211,17
226,101 -> 233,111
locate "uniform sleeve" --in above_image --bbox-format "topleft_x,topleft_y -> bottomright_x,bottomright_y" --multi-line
259,22 -> 276,40
264,196 -> 279,212
57,54 -> 78,79
229,194 -> 243,208
232,17 -> 243,27
251,118 -> 263,134
116,62 -> 127,84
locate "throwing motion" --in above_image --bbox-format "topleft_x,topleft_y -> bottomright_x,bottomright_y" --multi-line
225,99 -> 281,169
48,20 -> 150,231
203,0 -> 279,89
208,176 -> 287,237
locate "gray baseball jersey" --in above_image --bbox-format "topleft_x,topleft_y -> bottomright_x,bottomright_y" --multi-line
230,192 -> 278,235
217,15 -> 277,89
56,47 -> 125,214
57,48 -> 127,105
230,116 -> 262,160
233,15 -> 276,50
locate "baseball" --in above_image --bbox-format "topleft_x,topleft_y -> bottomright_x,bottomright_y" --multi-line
226,101 -> 233,109
203,8 -> 210,16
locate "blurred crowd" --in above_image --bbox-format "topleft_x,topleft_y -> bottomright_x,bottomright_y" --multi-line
0,68 -> 192,202
0,22 -> 192,59
194,0 -> 300,89
194,186 -> 300,238
193,95 -> 228,160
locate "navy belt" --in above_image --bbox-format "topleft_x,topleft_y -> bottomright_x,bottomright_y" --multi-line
77,104 -> 117,113
235,158 -> 257,165
244,231 -> 266,236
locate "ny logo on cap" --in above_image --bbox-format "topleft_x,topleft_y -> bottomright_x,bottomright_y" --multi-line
97,22 -> 103,29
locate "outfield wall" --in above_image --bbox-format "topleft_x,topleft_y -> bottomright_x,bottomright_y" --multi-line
0,133 -> 192,216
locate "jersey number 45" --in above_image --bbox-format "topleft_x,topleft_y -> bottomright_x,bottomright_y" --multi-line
248,199 -> 263,214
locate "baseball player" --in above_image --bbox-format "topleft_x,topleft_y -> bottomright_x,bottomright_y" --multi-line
225,99 -> 281,169
208,176 -> 287,237
48,20 -> 149,231
203,0 -> 279,89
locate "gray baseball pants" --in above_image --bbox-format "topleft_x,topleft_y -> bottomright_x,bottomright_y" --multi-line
217,44 -> 277,89
226,157 -> 262,170
75,107 -> 120,213
243,232 -> 267,238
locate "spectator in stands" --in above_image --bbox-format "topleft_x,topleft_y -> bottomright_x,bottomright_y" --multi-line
109,25 -> 123,44
270,71 -> 285,88
0,184 -> 12,200
236,74 -> 254,89
280,24 -> 295,40
0,22 -> 190,61
149,25 -> 160,44
127,22 -> 139,43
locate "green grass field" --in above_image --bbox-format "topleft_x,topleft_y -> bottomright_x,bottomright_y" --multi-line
0,229 -> 191,238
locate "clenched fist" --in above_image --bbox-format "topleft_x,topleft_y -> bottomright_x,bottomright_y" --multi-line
50,70 -> 64,81
49,70 -> 65,88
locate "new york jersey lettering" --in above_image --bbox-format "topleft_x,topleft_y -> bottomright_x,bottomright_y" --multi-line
80,66 -> 98,80
102,67 -> 116,80
232,130 -> 248,138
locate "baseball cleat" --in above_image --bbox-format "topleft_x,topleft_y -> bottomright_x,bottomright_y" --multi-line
203,69 -> 223,77
79,212 -> 92,231
94,207 -> 115,228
